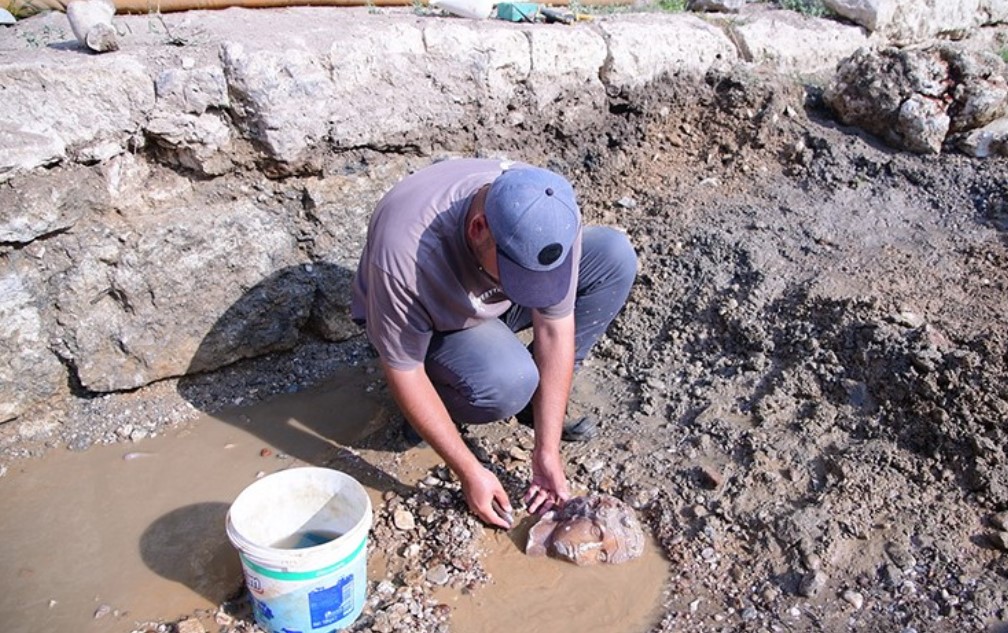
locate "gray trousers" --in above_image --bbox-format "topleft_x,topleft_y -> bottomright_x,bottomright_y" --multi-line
424,226 -> 637,424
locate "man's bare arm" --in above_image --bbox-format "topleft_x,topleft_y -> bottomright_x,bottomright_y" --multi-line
524,311 -> 575,513
382,362 -> 513,528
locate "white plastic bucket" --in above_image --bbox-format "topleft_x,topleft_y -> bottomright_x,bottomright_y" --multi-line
226,467 -> 372,633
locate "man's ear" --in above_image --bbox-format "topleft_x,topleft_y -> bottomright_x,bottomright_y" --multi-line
468,212 -> 492,244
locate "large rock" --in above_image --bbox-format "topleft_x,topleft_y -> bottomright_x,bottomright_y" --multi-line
0,256 -> 65,422
0,54 -> 154,181
822,0 -> 982,43
981,0 -> 1008,23
599,15 -> 738,91
49,200 -> 310,392
958,116 -> 1008,157
728,8 -> 870,76
824,45 -> 1008,154
146,64 -> 235,175
0,166 -> 109,245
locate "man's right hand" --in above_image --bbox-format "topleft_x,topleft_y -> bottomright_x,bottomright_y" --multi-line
459,464 -> 513,529
382,362 -> 514,529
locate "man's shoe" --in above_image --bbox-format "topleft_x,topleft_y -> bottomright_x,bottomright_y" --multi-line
515,404 -> 599,442
400,418 -> 428,448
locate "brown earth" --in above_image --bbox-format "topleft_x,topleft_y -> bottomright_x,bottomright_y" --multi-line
3,61 -> 1008,632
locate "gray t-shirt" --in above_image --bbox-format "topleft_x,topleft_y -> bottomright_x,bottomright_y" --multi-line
350,158 -> 580,370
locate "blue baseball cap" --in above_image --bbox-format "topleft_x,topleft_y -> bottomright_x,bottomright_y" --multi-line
484,167 -> 581,308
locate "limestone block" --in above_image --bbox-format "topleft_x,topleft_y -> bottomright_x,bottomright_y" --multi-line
822,0 -> 883,31
50,201 -> 310,392
0,56 -> 154,177
145,112 -> 234,176
295,168 -> 404,341
0,128 -> 64,184
0,257 -> 64,422
155,66 -> 230,115
600,15 -> 738,92
423,21 -> 531,113
823,0 -> 982,43
326,22 -> 454,150
958,116 -> 1008,156
730,9 -> 870,75
527,27 -> 607,111
221,42 -> 336,166
0,166 -> 108,245
980,0 -> 1008,23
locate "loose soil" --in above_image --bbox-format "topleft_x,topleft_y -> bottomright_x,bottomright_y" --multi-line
2,63 -> 1008,633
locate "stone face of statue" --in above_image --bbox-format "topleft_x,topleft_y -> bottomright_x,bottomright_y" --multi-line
525,494 -> 645,565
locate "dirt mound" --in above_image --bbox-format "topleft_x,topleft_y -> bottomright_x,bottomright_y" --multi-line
546,67 -> 1008,630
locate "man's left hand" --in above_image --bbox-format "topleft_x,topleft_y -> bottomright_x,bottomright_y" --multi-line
525,448 -> 570,514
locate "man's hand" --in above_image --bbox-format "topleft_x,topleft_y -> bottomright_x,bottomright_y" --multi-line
525,447 -> 570,514
523,311 -> 575,514
383,362 -> 514,529
460,464 -> 514,529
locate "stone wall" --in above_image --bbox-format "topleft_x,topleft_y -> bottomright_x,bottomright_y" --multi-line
0,2 -> 1004,424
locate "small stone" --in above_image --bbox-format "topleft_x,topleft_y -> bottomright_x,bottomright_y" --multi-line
761,585 -> 779,602
176,618 -> 206,633
689,598 -> 700,613
403,543 -> 421,558
260,448 -> 273,457
842,589 -> 864,610
48,599 -> 57,608
741,606 -> 758,621
893,310 -> 925,328
881,563 -> 904,586
393,508 -> 415,531
508,446 -> 529,461
804,553 -> 821,571
616,196 -> 637,209
426,564 -> 450,586
697,462 -> 724,489
420,475 -> 441,487
990,512 -> 1008,531
798,570 -> 827,598
583,459 -> 605,474
94,604 -> 112,619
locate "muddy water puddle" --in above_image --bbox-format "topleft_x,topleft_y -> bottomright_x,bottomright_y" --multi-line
439,521 -> 668,633
1,367 -> 669,632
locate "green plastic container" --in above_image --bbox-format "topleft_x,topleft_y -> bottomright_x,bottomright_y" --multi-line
496,2 -> 540,21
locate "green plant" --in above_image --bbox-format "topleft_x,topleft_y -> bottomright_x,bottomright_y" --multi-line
999,47 -> 1008,63
778,0 -> 830,17
657,0 -> 687,12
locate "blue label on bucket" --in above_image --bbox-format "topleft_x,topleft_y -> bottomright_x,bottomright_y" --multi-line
309,574 -> 353,628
